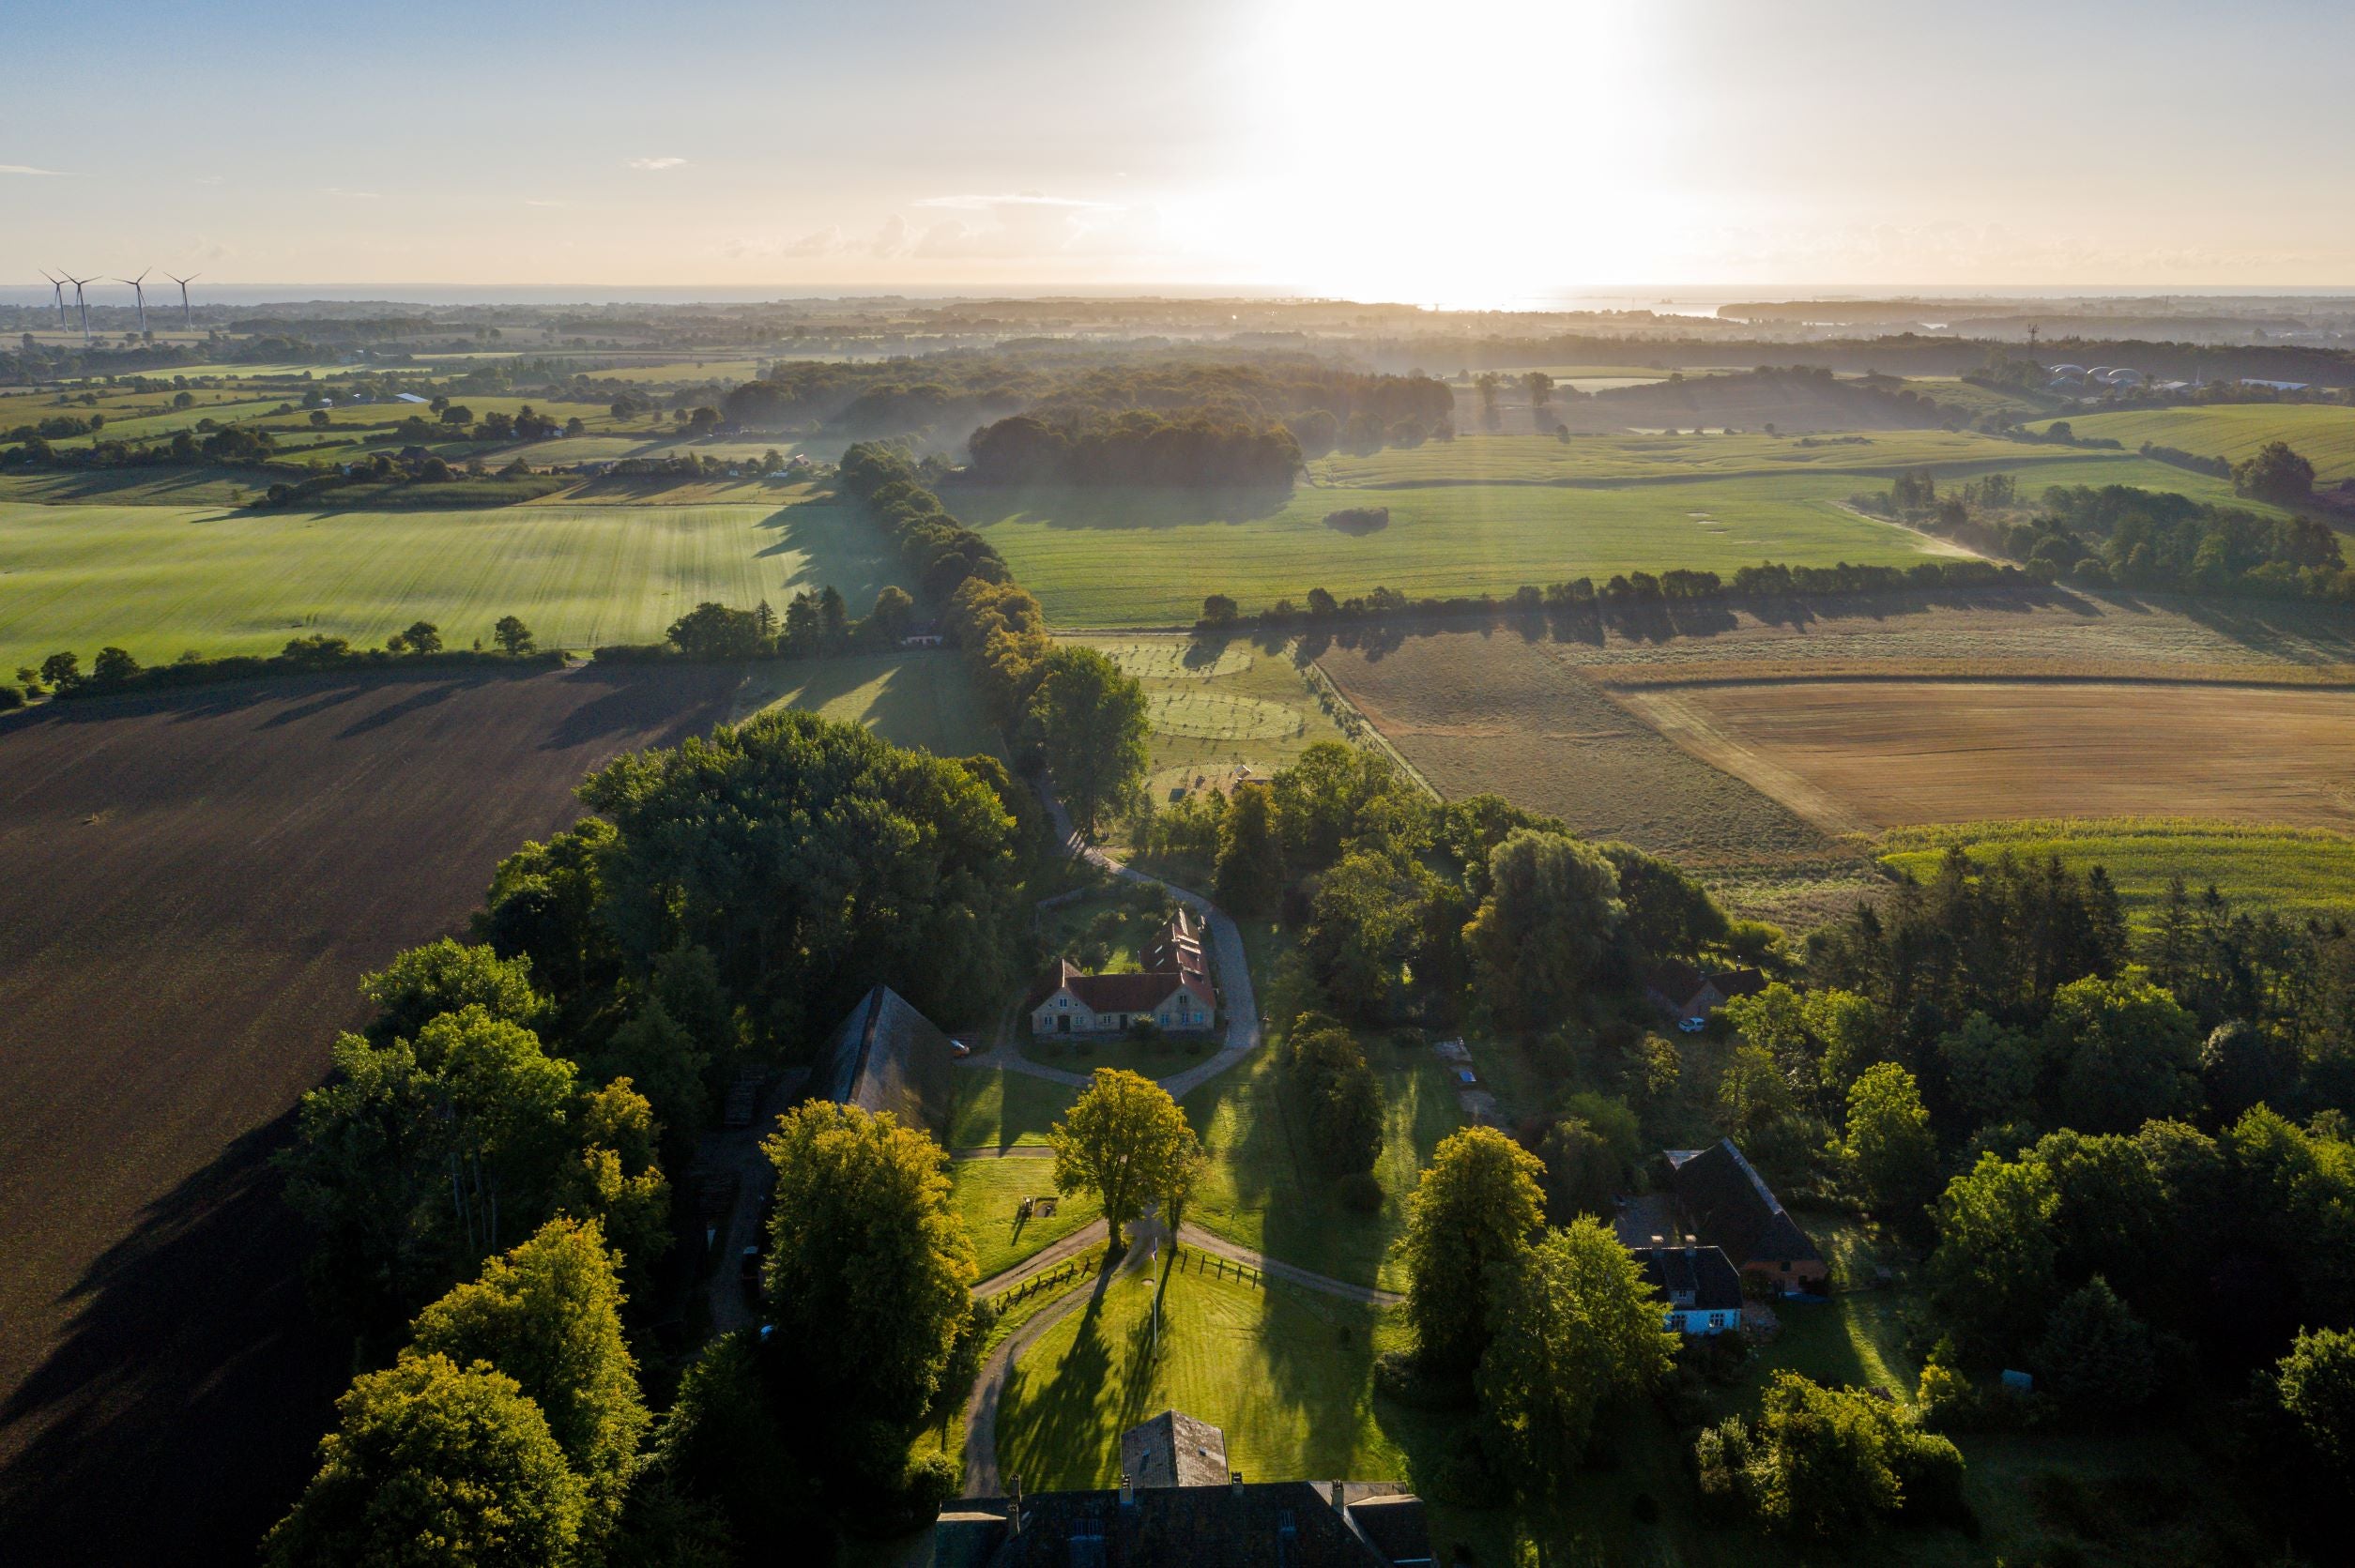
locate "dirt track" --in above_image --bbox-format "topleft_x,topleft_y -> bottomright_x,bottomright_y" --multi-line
0,663 -> 736,1565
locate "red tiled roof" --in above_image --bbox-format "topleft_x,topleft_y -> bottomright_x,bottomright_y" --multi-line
1028,962 -> 1212,1016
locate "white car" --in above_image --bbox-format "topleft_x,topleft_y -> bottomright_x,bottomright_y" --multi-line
1677,1016 -> 1707,1034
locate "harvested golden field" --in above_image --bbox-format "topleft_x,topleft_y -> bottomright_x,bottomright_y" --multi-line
1619,680 -> 2355,834
1314,631 -> 1876,923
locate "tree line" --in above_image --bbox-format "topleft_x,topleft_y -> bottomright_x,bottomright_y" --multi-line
964,408 -> 1303,488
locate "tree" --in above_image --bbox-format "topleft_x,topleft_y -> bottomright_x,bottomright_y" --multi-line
1841,1064 -> 1938,1237
1213,782 -> 1283,916
818,585 -> 849,648
1401,1126 -> 1546,1378
864,585 -> 916,645
1935,1012 -> 2039,1124
391,619 -> 442,656
264,1352 -> 586,1568
1522,371 -> 1553,407
637,1333 -> 799,1554
1533,1116 -> 1620,1224
1716,1043 -> 1794,1142
1303,850 -> 1426,1019
1463,830 -> 1624,1032
1929,1153 -> 2059,1353
2032,1275 -> 2158,1419
1740,1372 -> 1961,1537
359,937 -> 542,1048
2233,440 -> 2316,504
90,647 -> 141,684
665,601 -> 765,661
38,650 -> 79,691
2200,1019 -> 2299,1121
2045,973 -> 2199,1134
1478,1219 -> 1677,1487
409,1218 -> 649,1541
1049,1067 -> 1202,1238
761,1101 -> 975,1430
1031,644 -> 1149,841
589,1002 -> 710,1177
1200,593 -> 1240,627
2271,1327 -> 2355,1487
1287,1022 -> 1383,1175
492,616 -> 535,656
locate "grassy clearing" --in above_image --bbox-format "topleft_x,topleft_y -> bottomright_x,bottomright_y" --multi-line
992,1265 -> 1412,1491
734,650 -> 1003,757
949,1158 -> 1102,1280
2029,403 -> 2355,483
961,476 -> 1955,627
948,1067 -> 1079,1150
1178,1043 -> 1465,1293
1072,634 -> 1344,806
1878,817 -> 2355,926
0,492 -> 897,672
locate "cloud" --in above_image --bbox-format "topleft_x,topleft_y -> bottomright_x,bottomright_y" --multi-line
914,190 -> 1117,213
0,163 -> 66,176
627,156 -> 687,171
870,214 -> 912,260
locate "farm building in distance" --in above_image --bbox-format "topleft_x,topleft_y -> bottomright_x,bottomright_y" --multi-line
1629,1243 -> 1745,1335
1644,961 -> 1766,1026
1027,907 -> 1216,1036
1661,1138 -> 1827,1295
813,983 -> 957,1142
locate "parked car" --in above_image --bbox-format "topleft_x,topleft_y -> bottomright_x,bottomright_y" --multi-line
1678,1016 -> 1707,1034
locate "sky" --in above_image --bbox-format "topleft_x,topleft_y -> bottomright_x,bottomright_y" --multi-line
7,0 -> 2355,306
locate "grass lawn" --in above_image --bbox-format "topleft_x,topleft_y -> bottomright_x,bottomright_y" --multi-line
956,475 -> 1962,627
1307,429 -> 2095,488
2028,403 -> 2355,483
1877,817 -> 2355,928
949,1158 -> 1102,1279
992,1265 -> 1412,1491
734,649 -> 1004,757
0,491 -> 898,673
1179,1043 -> 1465,1293
948,1067 -> 1079,1149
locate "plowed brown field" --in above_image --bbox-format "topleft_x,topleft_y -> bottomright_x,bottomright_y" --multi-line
0,664 -> 737,1564
1614,679 -> 2355,834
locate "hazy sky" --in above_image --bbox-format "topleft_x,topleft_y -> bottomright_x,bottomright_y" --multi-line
8,0 -> 2354,303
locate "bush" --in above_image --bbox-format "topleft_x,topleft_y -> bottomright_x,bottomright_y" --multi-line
1337,1170 -> 1384,1213
0,685 -> 23,711
1371,1349 -> 1472,1411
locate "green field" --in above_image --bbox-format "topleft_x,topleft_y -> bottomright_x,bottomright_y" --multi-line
1179,1043 -> 1466,1293
992,1266 -> 1411,1491
1308,429 -> 2094,488
2029,403 -> 2355,483
949,1158 -> 1101,1280
1073,635 -> 1344,805
0,493 -> 897,672
957,477 -> 1962,627
734,650 -> 1004,757
1878,817 -> 2355,927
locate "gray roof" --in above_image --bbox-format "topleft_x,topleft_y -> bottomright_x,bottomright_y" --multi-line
949,1482 -> 1428,1567
1665,1139 -> 1823,1269
1631,1244 -> 1744,1312
1121,1410 -> 1230,1489
813,983 -> 954,1142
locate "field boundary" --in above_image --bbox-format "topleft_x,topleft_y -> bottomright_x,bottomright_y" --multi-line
1298,657 -> 1440,800
1586,662 -> 2355,692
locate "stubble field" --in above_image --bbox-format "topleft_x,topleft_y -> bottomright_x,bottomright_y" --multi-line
0,663 -> 738,1564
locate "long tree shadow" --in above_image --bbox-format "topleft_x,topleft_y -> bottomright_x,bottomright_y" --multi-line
996,1259 -> 1128,1489
0,1110 -> 344,1568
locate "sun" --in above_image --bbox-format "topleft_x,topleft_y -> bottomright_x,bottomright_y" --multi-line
1181,0 -> 1689,304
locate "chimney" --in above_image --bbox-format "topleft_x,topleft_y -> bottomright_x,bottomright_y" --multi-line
1231,1470 -> 1246,1498
1008,1475 -> 1022,1537
1120,1473 -> 1134,1509
1330,1480 -> 1345,1511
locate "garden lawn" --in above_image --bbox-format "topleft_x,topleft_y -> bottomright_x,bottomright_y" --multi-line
949,1159 -> 1102,1280
1879,818 -> 2355,928
0,492 -> 898,673
948,1067 -> 1079,1149
1178,1044 -> 1465,1293
991,1266 -> 1409,1491
1074,634 -> 1343,808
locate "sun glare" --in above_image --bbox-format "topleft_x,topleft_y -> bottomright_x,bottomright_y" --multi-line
1205,0 -> 1681,305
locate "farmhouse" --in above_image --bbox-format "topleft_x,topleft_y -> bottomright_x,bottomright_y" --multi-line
1644,961 -> 1766,1026
1027,908 -> 1216,1036
1662,1138 -> 1827,1295
940,1409 -> 1431,1567
1629,1242 -> 1745,1335
1026,959 -> 1215,1036
813,982 -> 957,1142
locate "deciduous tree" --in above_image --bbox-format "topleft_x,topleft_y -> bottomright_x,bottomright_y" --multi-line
1049,1067 -> 1203,1236
1031,644 -> 1149,841
1463,830 -> 1624,1033
1401,1126 -> 1546,1378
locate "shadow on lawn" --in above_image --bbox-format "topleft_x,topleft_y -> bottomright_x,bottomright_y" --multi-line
0,1111 -> 344,1568
998,1263 -> 1124,1489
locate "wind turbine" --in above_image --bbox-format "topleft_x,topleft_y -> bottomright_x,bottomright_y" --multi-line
166,271 -> 199,330
63,275 -> 93,345
39,271 -> 67,329
115,269 -> 150,336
